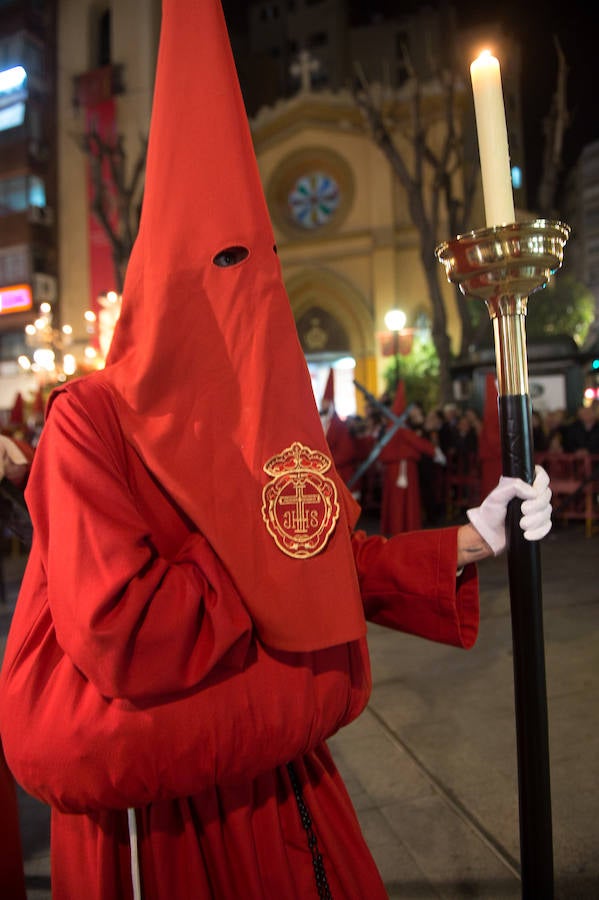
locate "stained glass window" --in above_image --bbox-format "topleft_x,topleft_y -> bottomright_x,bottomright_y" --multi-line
288,172 -> 340,229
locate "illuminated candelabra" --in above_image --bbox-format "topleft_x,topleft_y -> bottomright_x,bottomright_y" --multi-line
17,291 -> 122,384
18,302 -> 78,383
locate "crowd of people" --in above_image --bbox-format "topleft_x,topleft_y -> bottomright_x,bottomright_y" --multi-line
322,378 -> 599,536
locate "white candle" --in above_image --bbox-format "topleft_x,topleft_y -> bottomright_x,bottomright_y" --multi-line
470,50 -> 515,228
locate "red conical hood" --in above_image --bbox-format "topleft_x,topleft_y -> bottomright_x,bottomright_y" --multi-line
9,393 -> 23,425
323,369 -> 335,403
100,0 -> 365,651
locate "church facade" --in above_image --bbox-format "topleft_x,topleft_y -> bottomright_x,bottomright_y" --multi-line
252,85 -> 464,410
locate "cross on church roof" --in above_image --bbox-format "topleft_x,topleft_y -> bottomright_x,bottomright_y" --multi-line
290,49 -> 320,93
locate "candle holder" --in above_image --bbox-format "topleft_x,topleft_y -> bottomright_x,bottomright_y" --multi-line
436,219 -> 569,400
436,218 -> 570,900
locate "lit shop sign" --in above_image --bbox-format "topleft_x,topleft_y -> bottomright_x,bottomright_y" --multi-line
0,101 -> 25,130
0,65 -> 28,134
0,284 -> 33,315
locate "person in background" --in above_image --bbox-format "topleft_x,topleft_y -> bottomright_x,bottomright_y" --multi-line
440,401 -> 460,457
0,3 -> 554,898
532,409 -> 549,454
0,412 -> 30,898
0,432 -> 35,491
563,403 -> 599,455
464,406 -> 483,440
350,400 -> 387,515
319,369 -> 358,487
452,411 -> 479,469
379,383 -> 446,535
545,408 -> 569,453
420,407 -> 447,526
0,431 -> 35,554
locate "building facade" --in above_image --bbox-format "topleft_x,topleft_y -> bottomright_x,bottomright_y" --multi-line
1,0 -> 531,416
0,0 -> 57,409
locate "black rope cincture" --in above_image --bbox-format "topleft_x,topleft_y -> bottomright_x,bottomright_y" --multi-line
286,762 -> 333,899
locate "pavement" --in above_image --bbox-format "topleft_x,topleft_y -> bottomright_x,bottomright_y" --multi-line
0,518 -> 598,899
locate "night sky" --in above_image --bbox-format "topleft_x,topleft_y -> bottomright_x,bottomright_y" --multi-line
446,0 -> 598,202
222,0 -> 598,203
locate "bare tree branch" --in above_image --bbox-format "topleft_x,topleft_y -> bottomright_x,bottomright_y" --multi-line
352,57 -> 479,401
536,36 -> 570,216
74,128 -> 147,292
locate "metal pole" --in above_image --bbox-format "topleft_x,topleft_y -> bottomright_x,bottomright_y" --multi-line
492,307 -> 553,899
435,220 -> 570,899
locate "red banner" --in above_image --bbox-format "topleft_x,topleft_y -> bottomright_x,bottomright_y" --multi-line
377,329 -> 414,357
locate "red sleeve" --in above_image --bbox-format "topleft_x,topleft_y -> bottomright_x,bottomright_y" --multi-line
27,389 -> 253,702
352,527 -> 479,649
379,427 -> 436,463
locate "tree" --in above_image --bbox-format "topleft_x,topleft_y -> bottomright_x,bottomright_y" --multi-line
535,37 -> 570,217
77,129 -> 147,292
384,335 -> 441,411
527,275 -> 594,346
351,23 -> 575,406
352,53 -> 479,404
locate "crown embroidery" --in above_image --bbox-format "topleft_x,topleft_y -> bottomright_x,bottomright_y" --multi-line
261,441 -> 339,559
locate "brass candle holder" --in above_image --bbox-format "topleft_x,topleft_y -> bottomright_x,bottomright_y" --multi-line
436,219 -> 570,404
436,218 -> 570,899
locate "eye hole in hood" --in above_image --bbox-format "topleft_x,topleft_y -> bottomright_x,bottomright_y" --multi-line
212,246 -> 249,268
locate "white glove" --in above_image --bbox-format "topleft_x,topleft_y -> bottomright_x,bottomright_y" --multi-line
433,446 -> 446,466
467,465 -> 552,556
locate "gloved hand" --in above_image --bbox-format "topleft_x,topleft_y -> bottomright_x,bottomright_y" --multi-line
433,446 -> 446,466
467,465 -> 552,556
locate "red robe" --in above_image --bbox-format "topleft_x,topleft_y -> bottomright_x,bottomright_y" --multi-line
379,427 -> 436,535
325,412 -> 357,485
0,382 -> 479,899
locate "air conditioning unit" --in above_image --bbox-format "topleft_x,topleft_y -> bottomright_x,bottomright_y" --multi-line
28,205 -> 54,226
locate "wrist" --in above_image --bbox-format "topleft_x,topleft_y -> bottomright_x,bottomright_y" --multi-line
457,523 -> 493,567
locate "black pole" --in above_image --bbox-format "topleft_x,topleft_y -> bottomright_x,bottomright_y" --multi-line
499,393 -> 554,899
434,220 -> 569,900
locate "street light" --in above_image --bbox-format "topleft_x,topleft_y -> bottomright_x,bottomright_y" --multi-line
384,308 -> 406,387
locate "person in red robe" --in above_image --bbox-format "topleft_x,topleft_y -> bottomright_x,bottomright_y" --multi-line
0,2 -> 553,898
379,385 -> 444,535
319,369 -> 358,486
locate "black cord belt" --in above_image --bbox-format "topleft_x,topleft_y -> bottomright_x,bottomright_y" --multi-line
287,761 -> 333,900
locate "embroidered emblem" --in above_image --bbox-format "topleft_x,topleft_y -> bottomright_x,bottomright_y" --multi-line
261,441 -> 339,559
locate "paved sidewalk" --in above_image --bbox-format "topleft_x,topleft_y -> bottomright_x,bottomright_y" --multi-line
330,521 -> 599,899
1,521 -> 598,899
